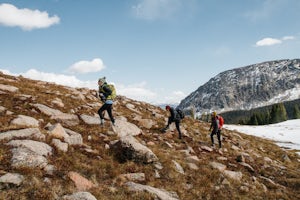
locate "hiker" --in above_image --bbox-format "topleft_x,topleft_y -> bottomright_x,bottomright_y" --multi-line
209,111 -> 222,148
161,105 -> 183,139
97,77 -> 115,126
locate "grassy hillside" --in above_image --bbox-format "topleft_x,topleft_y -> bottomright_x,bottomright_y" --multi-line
0,72 -> 299,200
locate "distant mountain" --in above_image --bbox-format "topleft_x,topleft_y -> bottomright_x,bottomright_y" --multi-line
178,59 -> 300,115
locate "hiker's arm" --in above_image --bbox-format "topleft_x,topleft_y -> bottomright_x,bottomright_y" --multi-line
170,109 -> 175,121
209,122 -> 213,131
103,85 -> 112,97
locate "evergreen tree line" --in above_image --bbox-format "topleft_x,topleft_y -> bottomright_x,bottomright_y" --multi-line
220,99 -> 300,125
241,103 -> 300,125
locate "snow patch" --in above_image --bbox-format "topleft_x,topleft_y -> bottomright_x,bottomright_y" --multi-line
224,119 -> 300,155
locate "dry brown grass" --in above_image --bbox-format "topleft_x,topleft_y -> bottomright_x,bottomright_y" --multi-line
0,73 -> 300,200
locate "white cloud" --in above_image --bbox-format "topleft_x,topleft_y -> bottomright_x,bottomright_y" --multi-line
0,69 -> 184,105
0,3 -> 60,31
117,81 -> 157,102
0,68 -> 96,89
163,90 -> 186,104
22,69 -> 96,88
132,0 -> 181,21
117,82 -> 185,105
255,35 -> 296,47
282,36 -> 295,40
67,58 -> 105,74
255,37 -> 282,46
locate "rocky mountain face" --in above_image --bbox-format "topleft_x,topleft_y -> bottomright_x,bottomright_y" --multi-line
0,72 -> 300,200
178,59 -> 300,115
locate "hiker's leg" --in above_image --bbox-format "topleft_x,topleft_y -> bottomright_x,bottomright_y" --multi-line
106,104 -> 115,124
164,117 -> 172,129
217,130 -> 221,148
175,121 -> 182,139
98,105 -> 106,119
210,132 -> 215,145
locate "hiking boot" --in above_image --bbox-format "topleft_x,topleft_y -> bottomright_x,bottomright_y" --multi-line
100,119 -> 104,126
161,128 -> 167,133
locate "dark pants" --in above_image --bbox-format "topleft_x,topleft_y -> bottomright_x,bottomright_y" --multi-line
98,103 -> 115,123
210,129 -> 221,148
167,117 -> 182,139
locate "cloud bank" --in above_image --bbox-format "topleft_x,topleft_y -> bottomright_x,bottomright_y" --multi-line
0,3 -> 60,30
0,69 -> 184,105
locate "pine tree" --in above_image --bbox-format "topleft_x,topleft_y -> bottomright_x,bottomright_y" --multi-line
265,111 -> 271,124
249,114 -> 258,125
279,103 -> 288,121
270,103 -> 287,124
293,105 -> 300,119
238,119 -> 245,125
256,113 -> 264,125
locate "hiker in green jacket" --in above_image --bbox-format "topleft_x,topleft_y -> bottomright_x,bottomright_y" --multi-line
97,77 -> 115,126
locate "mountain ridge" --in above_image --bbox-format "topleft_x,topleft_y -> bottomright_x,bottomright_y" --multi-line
178,59 -> 300,115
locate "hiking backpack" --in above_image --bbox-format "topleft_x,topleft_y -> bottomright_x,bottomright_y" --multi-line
107,84 -> 116,100
176,108 -> 185,119
218,115 -> 224,128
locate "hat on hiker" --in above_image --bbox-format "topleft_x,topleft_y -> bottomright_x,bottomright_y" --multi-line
165,105 -> 171,110
212,111 -> 217,117
98,77 -> 106,84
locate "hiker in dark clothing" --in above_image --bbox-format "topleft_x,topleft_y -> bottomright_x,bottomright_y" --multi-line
97,77 -> 115,126
161,105 -> 182,139
209,111 -> 221,148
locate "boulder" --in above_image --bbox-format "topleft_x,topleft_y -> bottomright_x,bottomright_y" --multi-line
111,135 -> 158,164
0,128 -> 45,141
112,118 -> 142,137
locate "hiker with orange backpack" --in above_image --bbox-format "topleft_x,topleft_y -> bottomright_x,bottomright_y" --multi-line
97,77 -> 116,126
209,111 -> 223,148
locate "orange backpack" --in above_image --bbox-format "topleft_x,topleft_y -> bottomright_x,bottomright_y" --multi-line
218,115 -> 224,128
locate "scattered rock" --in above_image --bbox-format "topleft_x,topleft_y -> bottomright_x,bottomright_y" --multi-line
119,173 -> 146,182
0,173 -> 24,188
125,181 -> 179,200
172,160 -> 185,174
68,171 -> 96,191
112,118 -> 142,137
80,114 -> 100,125
0,84 -> 19,92
62,192 -> 97,200
0,128 -> 45,141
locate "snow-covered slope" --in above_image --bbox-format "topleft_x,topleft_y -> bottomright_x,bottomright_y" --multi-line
178,59 -> 300,115
224,119 -> 300,154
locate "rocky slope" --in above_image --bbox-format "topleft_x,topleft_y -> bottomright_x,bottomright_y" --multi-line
178,59 -> 300,115
0,72 -> 299,200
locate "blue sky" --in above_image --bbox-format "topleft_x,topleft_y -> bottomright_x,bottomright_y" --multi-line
0,0 -> 299,105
